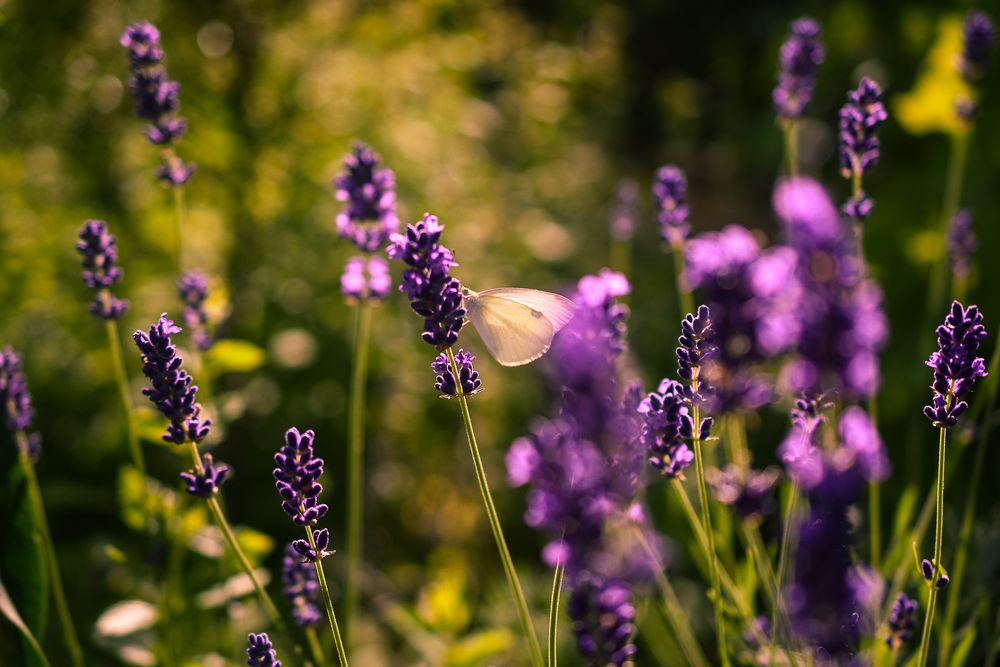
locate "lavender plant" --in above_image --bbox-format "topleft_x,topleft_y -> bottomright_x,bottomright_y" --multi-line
653,164 -> 695,317
774,17 -> 824,174
839,77 -> 887,228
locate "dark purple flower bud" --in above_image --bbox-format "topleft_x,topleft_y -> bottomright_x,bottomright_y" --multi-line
609,179 -> 640,242
76,220 -> 129,320
341,255 -> 392,303
0,347 -> 42,459
273,427 -> 329,526
133,314 -> 212,444
960,10 -> 997,84
948,209 -> 977,282
291,528 -> 334,563
937,573 -> 950,589
156,159 -> 195,187
774,17 -> 825,120
432,349 -> 482,397
246,632 -> 281,667
281,542 -> 321,627
179,453 -> 230,498
146,118 -> 188,145
708,464 -> 781,521
639,379 -> 694,478
652,165 -> 689,245
924,301 -> 988,428
178,271 -> 214,351
334,143 -> 399,253
120,22 -> 164,68
921,558 -> 934,581
886,593 -> 918,650
568,577 -> 638,666
386,214 -> 466,348
839,77 -> 887,221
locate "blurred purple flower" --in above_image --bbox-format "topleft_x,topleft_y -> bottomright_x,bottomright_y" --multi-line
120,22 -> 164,67
778,396 -> 826,489
281,542 -> 321,627
133,314 -> 212,445
886,593 -> 918,650
947,209 -> 977,282
432,349 -> 481,397
924,301 -> 988,428
0,346 -> 42,459
386,214 -> 466,348
707,464 -> 781,521
76,220 -> 129,320
609,179 -> 640,242
178,271 -> 214,351
273,427 -> 329,526
838,405 -> 889,482
341,255 -> 392,303
960,10 -> 996,84
774,17 -> 824,119
571,269 -> 631,359
568,577 -> 638,667
839,77 -> 887,221
334,143 -> 399,253
652,165 -> 689,245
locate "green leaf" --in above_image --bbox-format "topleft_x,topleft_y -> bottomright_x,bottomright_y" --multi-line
444,629 -> 513,666
0,448 -> 49,663
0,574 -> 51,667
203,339 -> 266,377
948,626 -> 977,667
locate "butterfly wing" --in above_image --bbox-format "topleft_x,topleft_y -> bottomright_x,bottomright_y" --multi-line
466,293 -> 557,366
474,288 -> 576,331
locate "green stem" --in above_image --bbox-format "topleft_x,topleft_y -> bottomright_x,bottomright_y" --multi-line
185,442 -> 285,629
938,328 -> 1000,666
671,242 -> 694,322
870,479 -> 882,573
691,398 -> 730,667
547,563 -> 564,667
345,300 -> 373,648
739,522 -> 779,614
445,347 -> 545,667
305,626 -> 326,667
916,427 -> 949,667
16,433 -> 85,667
635,526 -> 709,667
783,121 -> 800,177
769,486 -> 799,666
105,318 -> 147,494
306,527 -> 349,667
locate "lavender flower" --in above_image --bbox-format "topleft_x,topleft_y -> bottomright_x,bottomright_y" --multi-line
291,528 -> 333,563
76,220 -> 129,320
281,542 -> 321,627
923,301 -> 988,428
133,314 -> 211,445
839,77 -> 888,221
120,22 -> 194,186
774,17 -> 824,120
921,558 -> 950,588
341,255 -> 392,303
246,632 -> 281,667
179,453 -> 229,498
886,593 -> 918,650
386,214 -> 465,348
838,405 -> 890,482
948,209 -> 977,282
334,143 -> 399,253
0,347 -> 42,459
778,396 -> 827,489
685,226 -> 791,411
273,427 -> 329,527
568,577 -> 638,667
178,271 -> 213,351
639,379 -> 694,478
960,10 -> 997,85
773,177 -> 888,399
609,179 -> 640,242
432,349 -> 482,397
652,165 -> 689,245
707,464 -> 780,521
572,269 -> 631,359
676,305 -> 716,396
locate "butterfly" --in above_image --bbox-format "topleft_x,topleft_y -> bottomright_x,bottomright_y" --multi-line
462,287 -> 576,367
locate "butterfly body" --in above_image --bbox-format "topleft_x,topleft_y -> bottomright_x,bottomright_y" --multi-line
462,287 -> 576,366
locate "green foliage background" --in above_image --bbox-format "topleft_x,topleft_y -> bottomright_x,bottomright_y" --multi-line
1,0 -> 999,664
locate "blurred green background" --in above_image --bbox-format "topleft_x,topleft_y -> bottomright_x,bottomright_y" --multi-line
2,0 -> 1000,664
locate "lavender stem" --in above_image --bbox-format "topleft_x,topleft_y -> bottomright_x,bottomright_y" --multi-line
769,485 -> 798,667
547,562 -> 564,667
305,525 -> 349,666
445,347 -> 545,667
916,427 -> 948,667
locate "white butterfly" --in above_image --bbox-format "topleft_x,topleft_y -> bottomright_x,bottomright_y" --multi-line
462,287 -> 576,367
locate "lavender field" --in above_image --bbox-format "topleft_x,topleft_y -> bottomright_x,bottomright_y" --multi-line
2,1 -> 1000,665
